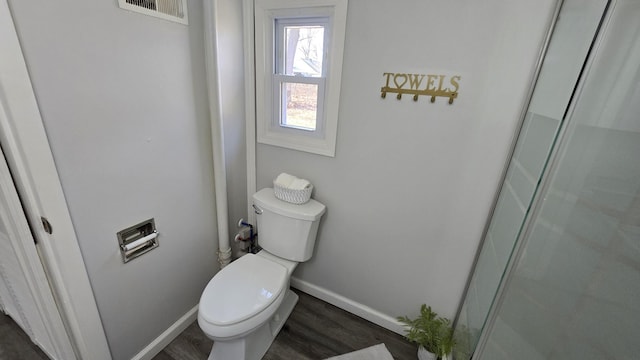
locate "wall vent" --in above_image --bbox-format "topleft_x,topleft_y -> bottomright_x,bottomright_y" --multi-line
118,0 -> 188,25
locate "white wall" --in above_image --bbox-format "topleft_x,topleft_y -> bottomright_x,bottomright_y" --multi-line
257,0 -> 557,322
8,1 -> 218,359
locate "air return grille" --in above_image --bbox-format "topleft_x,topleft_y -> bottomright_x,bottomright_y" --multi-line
118,0 -> 188,25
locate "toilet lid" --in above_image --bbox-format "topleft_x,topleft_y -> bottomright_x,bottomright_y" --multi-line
199,254 -> 287,326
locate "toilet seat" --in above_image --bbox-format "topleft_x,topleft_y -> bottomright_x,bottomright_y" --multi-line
198,254 -> 288,339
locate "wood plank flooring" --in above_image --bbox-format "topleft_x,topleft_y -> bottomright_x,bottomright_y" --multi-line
0,313 -> 49,360
154,289 -> 416,360
0,289 -> 416,359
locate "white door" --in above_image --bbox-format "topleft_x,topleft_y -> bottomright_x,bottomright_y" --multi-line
0,145 -> 76,359
1,2 -> 110,359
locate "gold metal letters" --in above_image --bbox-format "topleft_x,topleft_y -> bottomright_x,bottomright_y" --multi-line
381,72 -> 461,104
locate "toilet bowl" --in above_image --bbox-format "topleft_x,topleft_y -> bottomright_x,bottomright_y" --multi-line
198,251 -> 299,360
198,188 -> 326,360
198,253 -> 288,339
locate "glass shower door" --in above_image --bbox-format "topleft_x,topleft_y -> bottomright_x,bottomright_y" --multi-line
452,0 -> 608,358
477,0 -> 640,358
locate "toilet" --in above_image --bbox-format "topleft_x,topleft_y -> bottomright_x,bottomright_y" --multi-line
198,188 -> 326,360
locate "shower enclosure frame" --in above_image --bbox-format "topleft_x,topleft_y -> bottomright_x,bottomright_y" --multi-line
453,0 -> 615,358
472,2 -> 612,356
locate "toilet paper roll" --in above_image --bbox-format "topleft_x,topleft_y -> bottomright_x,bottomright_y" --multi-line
123,232 -> 158,252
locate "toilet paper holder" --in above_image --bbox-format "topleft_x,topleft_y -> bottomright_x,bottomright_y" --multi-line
117,218 -> 159,263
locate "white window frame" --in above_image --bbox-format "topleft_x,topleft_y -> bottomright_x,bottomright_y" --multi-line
255,0 -> 348,157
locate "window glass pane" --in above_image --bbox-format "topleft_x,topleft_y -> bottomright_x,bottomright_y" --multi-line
281,82 -> 318,131
283,25 -> 324,77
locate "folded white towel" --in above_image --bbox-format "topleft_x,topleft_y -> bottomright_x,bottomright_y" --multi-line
289,178 -> 311,190
274,173 -> 296,188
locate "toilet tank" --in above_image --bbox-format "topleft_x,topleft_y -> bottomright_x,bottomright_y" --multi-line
252,188 -> 326,262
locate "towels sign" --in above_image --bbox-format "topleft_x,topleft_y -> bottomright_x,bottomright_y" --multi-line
381,72 -> 461,104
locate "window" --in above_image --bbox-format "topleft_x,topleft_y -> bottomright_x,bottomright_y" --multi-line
275,19 -> 326,132
255,0 -> 348,157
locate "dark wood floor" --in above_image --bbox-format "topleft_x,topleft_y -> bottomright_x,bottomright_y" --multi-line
0,312 -> 49,360
154,289 -> 416,360
0,289 -> 416,360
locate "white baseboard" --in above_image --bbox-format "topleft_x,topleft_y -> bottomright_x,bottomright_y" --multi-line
131,304 -> 199,360
290,277 -> 404,335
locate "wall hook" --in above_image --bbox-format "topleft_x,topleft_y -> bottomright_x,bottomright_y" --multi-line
380,72 -> 461,104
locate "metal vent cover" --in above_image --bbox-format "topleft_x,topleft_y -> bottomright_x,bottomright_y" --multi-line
118,0 -> 188,25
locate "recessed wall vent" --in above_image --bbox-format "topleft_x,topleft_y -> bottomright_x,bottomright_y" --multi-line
118,0 -> 188,25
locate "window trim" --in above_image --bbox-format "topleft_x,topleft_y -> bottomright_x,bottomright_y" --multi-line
255,0 -> 348,157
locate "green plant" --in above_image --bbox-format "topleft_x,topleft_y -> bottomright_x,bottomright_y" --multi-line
397,304 -> 455,358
